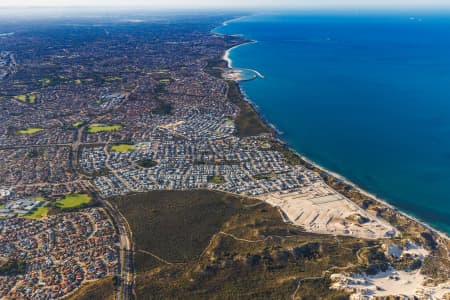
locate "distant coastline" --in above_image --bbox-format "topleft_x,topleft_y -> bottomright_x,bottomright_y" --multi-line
222,42 -> 265,79
214,17 -> 449,241
222,41 -> 254,68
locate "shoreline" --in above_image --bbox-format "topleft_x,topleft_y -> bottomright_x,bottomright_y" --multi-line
215,17 -> 449,241
222,41 -> 261,74
288,143 -> 450,240
223,41 -> 255,68
215,18 -> 264,78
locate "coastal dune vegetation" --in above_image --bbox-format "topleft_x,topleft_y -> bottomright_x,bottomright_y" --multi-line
269,140 -> 450,284
66,276 -> 116,300
110,189 -> 416,299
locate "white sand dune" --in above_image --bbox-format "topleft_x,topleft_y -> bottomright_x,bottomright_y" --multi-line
258,185 -> 450,298
331,268 -> 450,299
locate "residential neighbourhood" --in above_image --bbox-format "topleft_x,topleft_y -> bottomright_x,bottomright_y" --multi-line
2,11 -> 446,300
0,208 -> 119,299
0,13 -> 366,298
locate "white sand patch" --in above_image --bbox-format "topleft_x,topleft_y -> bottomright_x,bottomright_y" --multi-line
387,244 -> 403,258
258,183 -> 395,239
384,242 -> 429,260
404,243 -> 430,259
331,268 -> 450,299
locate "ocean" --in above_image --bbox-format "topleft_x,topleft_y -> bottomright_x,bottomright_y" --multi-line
215,12 -> 450,234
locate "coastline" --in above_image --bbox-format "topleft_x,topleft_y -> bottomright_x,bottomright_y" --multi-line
289,143 -> 450,240
222,16 -> 248,27
238,86 -> 282,135
222,41 -> 256,68
215,17 -> 449,241
222,42 -> 265,78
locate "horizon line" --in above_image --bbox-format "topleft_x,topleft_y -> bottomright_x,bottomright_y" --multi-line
2,4 -> 450,9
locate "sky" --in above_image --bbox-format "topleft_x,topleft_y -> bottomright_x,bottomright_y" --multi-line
1,0 -> 450,8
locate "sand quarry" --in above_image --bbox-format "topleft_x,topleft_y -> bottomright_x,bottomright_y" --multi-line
259,183 -> 450,298
258,181 -> 395,239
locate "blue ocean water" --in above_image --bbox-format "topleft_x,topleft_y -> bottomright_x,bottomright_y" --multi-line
215,12 -> 450,234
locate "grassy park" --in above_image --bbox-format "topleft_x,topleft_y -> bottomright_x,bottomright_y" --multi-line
13,93 -> 37,104
25,205 -> 49,220
208,175 -> 226,184
18,128 -> 44,135
39,78 -> 52,85
104,76 -> 121,82
56,193 -> 92,209
87,123 -> 122,133
111,144 -> 135,152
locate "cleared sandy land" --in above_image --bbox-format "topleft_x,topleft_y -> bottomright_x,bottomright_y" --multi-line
330,244 -> 450,298
258,182 -> 395,239
331,269 -> 450,299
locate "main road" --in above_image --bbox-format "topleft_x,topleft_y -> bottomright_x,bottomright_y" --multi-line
101,197 -> 135,300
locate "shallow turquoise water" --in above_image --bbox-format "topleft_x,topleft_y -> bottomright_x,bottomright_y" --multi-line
216,12 -> 450,234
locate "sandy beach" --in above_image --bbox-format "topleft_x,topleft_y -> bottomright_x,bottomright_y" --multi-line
222,40 -> 256,69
